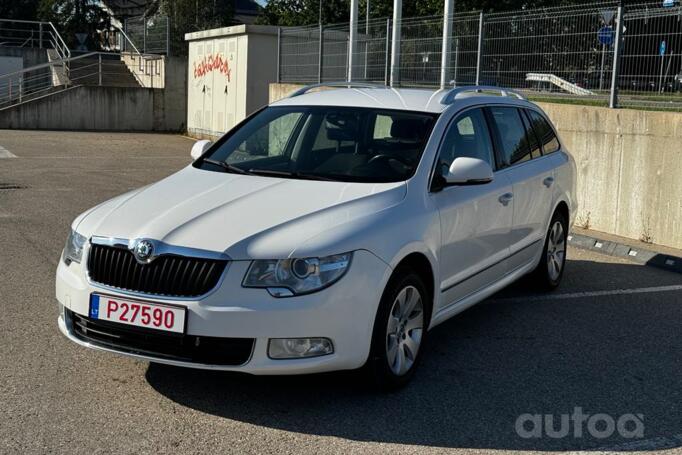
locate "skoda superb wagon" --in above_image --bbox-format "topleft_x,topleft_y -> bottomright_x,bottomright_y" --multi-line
57,84 -> 576,387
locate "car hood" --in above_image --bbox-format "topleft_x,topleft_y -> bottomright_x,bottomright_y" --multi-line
75,165 -> 406,260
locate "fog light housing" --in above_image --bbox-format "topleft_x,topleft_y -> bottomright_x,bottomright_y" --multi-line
268,338 -> 334,359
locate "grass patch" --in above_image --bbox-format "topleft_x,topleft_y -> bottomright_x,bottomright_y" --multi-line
527,95 -> 682,113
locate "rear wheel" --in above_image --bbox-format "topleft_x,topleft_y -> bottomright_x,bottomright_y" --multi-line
365,269 -> 429,389
533,210 -> 568,289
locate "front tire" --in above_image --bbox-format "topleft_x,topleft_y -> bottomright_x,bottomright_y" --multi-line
533,210 -> 568,290
365,268 -> 429,389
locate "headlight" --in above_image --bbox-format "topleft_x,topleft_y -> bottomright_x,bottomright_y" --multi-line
243,253 -> 352,297
62,230 -> 87,265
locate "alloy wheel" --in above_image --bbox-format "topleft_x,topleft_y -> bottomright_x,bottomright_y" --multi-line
547,221 -> 566,282
385,285 -> 424,376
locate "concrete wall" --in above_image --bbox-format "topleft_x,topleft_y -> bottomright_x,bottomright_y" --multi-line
1,48 -> 52,97
0,85 -> 185,132
245,33 -> 278,115
155,56 -> 187,131
268,83 -> 682,249
536,103 -> 682,249
0,56 -> 187,132
0,56 -> 22,76
268,83 -> 307,103
0,47 -> 49,69
121,52 -> 166,89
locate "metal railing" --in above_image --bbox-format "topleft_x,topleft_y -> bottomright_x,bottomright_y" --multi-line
0,19 -> 70,60
277,0 -> 682,110
0,51 -> 164,110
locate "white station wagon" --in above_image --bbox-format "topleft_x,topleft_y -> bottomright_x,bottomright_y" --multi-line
57,84 -> 576,387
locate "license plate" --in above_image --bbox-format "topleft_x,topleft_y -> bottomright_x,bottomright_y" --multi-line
89,294 -> 186,334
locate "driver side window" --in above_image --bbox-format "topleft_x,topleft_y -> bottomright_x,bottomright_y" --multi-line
438,109 -> 494,176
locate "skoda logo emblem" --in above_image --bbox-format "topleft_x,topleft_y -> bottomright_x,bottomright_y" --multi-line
134,240 -> 154,262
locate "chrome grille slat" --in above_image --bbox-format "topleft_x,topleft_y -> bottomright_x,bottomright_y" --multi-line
87,244 -> 227,298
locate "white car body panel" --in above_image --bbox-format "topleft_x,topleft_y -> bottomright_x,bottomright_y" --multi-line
74,165 -> 407,261
433,172 -> 514,309
56,86 -> 577,374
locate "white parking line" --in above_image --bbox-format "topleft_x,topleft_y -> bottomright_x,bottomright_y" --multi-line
0,145 -> 17,158
492,285 -> 682,304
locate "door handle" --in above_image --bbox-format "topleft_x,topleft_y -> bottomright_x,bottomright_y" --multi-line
498,193 -> 513,206
543,176 -> 555,188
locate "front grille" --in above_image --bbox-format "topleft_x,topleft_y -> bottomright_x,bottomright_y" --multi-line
87,244 -> 227,298
68,310 -> 254,366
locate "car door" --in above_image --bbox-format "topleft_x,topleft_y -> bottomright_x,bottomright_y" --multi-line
488,106 -> 555,271
432,107 -> 514,309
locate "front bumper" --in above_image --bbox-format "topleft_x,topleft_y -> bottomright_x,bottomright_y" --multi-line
56,250 -> 392,374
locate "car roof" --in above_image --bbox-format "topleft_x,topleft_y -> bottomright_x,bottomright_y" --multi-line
270,86 -> 535,114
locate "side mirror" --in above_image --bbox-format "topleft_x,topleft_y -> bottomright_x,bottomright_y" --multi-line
445,157 -> 494,185
191,140 -> 213,161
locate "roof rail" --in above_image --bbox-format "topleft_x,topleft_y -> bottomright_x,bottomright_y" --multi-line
288,81 -> 389,98
441,85 -> 525,105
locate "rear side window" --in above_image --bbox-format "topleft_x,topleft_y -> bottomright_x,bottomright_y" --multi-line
489,107 -> 530,166
520,111 -> 542,159
527,110 -> 560,154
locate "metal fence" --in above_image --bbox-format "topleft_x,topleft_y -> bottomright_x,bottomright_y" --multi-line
124,15 -> 170,55
278,0 -> 682,110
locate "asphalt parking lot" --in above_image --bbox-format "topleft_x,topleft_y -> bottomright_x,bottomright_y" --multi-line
1,130 -> 681,454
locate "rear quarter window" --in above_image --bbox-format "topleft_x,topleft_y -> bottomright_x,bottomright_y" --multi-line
527,110 -> 560,154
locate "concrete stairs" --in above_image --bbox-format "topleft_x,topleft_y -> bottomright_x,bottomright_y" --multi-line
68,55 -> 141,88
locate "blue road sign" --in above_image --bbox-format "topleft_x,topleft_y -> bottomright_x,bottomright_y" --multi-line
663,0 -> 675,8
598,26 -> 614,46
660,40 -> 667,56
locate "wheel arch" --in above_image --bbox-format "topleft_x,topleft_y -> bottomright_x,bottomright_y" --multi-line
390,250 -> 437,326
554,199 -> 570,225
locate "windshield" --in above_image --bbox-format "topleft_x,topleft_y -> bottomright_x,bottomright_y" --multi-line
195,106 -> 438,183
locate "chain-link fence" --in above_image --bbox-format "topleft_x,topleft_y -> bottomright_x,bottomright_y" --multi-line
124,15 -> 170,55
278,0 -> 682,110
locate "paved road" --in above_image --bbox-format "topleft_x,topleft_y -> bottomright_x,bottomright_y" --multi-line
1,130 -> 681,454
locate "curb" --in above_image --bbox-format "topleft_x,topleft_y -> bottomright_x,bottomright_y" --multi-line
568,232 -> 682,275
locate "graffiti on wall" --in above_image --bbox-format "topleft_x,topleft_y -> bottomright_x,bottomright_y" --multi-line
193,54 -> 232,81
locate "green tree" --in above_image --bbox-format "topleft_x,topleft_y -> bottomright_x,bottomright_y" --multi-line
256,0 -> 349,26
145,0 -> 235,55
256,0 -> 582,26
37,0 -> 110,50
0,0 -> 40,20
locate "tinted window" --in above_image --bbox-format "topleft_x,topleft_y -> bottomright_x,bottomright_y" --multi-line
520,110 -> 542,159
438,109 -> 494,176
490,107 -> 531,166
198,106 -> 437,183
527,110 -> 560,154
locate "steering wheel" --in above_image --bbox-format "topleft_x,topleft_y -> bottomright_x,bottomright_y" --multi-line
367,154 -> 412,168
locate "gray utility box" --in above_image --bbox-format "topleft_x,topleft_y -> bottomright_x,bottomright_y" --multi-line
185,25 -> 278,139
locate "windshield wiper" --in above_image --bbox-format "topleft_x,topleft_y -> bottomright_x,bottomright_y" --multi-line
203,158 -> 253,175
248,169 -> 335,181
